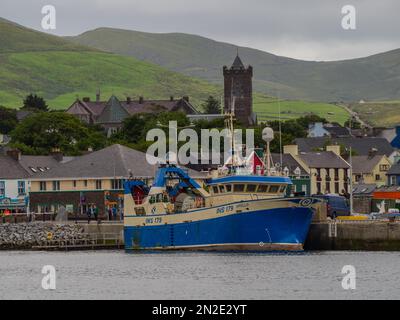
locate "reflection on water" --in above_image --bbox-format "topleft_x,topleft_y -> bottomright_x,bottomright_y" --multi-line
0,250 -> 399,299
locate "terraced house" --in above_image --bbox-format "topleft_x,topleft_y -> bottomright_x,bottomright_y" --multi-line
29,144 -> 206,218
283,145 -> 350,195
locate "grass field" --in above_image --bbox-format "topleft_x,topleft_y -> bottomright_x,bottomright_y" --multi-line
0,51 -> 220,109
350,101 -> 400,127
254,95 -> 350,125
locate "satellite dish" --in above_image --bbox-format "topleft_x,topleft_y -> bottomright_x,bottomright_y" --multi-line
262,127 -> 274,143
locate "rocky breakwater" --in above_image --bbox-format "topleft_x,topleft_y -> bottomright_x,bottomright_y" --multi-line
0,223 -> 86,249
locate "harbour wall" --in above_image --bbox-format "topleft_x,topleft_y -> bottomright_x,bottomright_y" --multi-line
2,221 -> 400,251
305,221 -> 400,251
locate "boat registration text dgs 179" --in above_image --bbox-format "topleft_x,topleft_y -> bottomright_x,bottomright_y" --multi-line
216,205 -> 234,214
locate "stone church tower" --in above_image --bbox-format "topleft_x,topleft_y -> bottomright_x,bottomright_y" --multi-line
223,54 -> 256,126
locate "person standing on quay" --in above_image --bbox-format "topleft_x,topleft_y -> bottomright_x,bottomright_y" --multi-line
93,205 -> 99,223
87,205 -> 93,224
112,206 -> 117,221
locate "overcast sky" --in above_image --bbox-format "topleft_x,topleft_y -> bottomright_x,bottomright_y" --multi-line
1,0 -> 399,61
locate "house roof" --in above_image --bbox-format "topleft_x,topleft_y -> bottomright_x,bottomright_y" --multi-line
352,183 -> 377,195
96,95 -> 130,124
295,137 -> 395,157
31,144 -> 206,180
388,162 -> 400,175
231,55 -> 245,69
298,151 -> 350,169
66,96 -> 199,123
19,155 -> 62,175
324,125 -> 350,137
271,153 -> 308,175
16,110 -> 33,121
0,155 -> 29,179
0,153 -> 63,179
350,155 -> 385,174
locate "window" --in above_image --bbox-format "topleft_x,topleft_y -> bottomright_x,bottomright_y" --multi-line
391,176 -> 397,185
84,180 -> 88,187
334,169 -> 339,180
96,180 -> 102,190
279,185 -> 286,193
325,182 -> 331,193
0,181 -> 5,197
257,185 -> 269,192
39,181 -> 47,191
225,184 -> 232,192
18,181 -> 25,195
380,164 -> 390,171
212,186 -> 219,194
246,184 -> 257,192
269,185 -> 279,193
218,185 -> 225,193
111,179 -> 123,190
52,181 -> 60,191
233,184 -> 245,192
73,180 -> 77,188
335,182 -> 339,194
375,174 -> 381,181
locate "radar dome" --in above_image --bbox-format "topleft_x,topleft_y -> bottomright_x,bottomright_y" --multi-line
262,127 -> 274,143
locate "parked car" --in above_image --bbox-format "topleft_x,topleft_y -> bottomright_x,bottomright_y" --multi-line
313,194 -> 350,218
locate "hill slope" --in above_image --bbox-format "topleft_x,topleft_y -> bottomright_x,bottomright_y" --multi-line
0,18 -> 219,108
0,18 -> 349,124
68,28 -> 400,102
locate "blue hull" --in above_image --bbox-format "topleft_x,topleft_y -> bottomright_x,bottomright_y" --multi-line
124,207 -> 313,251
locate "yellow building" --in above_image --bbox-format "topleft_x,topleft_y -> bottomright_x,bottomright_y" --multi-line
351,155 -> 391,187
283,145 -> 351,195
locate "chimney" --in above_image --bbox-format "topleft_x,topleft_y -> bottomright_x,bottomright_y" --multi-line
283,145 -> 298,156
96,90 -> 100,103
50,148 -> 63,162
127,97 -> 131,104
7,149 -> 21,161
139,96 -> 144,104
182,96 -> 189,102
170,96 -> 174,101
368,147 -> 378,158
83,97 -> 90,103
326,145 -> 341,156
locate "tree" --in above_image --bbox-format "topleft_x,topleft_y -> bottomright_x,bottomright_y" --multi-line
296,114 -> 327,129
10,112 -> 106,155
0,106 -> 18,134
344,117 -> 361,129
21,94 -> 49,112
202,96 -> 222,114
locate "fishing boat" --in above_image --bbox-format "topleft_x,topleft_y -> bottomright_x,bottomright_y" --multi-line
123,164 -> 320,251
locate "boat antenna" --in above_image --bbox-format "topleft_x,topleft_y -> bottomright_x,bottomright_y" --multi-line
278,91 -> 283,169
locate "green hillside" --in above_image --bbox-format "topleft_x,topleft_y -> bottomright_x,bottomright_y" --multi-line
68,28 -> 400,102
254,96 -> 349,125
0,18 -> 349,125
349,101 -> 400,127
0,18 -> 220,109
0,18 -> 93,53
